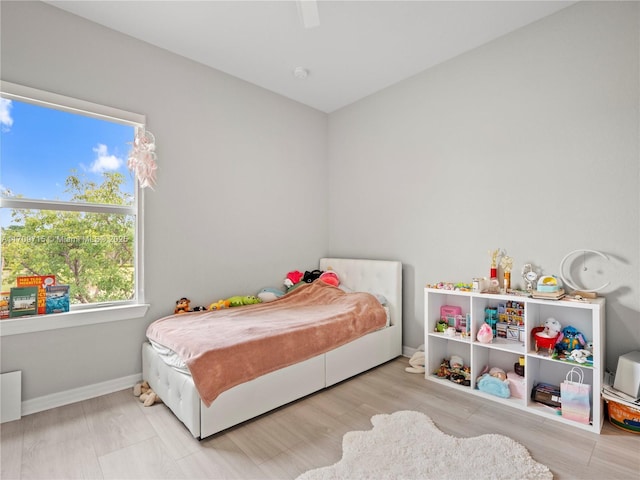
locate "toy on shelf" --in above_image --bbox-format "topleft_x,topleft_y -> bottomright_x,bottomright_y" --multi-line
434,355 -> 471,386
555,325 -> 586,353
532,317 -> 562,356
477,322 -> 493,344
476,365 -> 511,398
532,275 -> 565,300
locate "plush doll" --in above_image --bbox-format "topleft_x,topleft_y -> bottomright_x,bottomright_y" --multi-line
133,380 -> 162,407
174,297 -> 190,314
209,299 -> 230,310
319,271 -> 340,287
477,322 -> 493,343
405,346 -> 425,374
555,325 -> 586,353
257,287 -> 285,303
477,373 -> 511,398
303,270 -> 323,283
226,295 -> 262,307
284,271 -> 304,290
541,317 -> 562,338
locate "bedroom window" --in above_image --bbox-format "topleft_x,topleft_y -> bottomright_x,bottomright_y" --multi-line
0,82 -> 148,335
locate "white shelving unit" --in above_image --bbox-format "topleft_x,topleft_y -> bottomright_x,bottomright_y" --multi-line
424,287 -> 605,433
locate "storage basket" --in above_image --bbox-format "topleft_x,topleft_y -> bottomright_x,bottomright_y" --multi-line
606,399 -> 640,434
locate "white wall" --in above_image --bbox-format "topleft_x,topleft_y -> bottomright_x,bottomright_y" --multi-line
327,1 -> 639,370
0,1 -> 328,402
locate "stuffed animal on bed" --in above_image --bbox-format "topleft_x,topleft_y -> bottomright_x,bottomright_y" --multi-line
319,271 -> 340,287
303,270 -> 323,283
226,295 -> 262,307
284,270 -> 304,290
209,299 -> 231,310
257,288 -> 285,303
175,297 -> 191,314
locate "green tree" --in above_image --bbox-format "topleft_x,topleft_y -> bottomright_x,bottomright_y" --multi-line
1,172 -> 134,303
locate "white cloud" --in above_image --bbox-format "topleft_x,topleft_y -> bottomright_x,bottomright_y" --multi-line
90,144 -> 123,173
0,98 -> 13,130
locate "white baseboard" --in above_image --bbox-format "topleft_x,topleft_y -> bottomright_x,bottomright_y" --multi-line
22,373 -> 142,416
402,344 -> 423,358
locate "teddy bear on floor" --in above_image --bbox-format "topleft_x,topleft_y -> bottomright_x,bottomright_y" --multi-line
133,380 -> 162,407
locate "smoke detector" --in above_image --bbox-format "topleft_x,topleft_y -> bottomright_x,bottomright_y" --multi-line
293,67 -> 309,79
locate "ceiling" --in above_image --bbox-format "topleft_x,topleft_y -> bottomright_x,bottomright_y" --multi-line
45,1 -> 576,113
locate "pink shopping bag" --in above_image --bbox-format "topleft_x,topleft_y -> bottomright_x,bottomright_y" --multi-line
561,367 -> 591,424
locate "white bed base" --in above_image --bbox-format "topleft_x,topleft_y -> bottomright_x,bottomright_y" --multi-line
142,258 -> 402,439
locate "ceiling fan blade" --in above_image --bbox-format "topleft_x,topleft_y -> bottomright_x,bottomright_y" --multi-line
297,0 -> 320,29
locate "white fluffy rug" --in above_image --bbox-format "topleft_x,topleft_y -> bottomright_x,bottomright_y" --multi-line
297,410 -> 552,480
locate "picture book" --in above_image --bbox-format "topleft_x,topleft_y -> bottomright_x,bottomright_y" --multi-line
0,291 -> 10,319
9,286 -> 38,317
17,275 -> 56,315
45,285 -> 70,314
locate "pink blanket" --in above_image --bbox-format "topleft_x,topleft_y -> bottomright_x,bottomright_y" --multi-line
146,282 -> 387,407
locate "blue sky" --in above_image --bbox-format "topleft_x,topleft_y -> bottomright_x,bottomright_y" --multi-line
0,97 -> 135,203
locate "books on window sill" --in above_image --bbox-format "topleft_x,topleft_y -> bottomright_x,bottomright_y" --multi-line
9,286 -> 38,317
4,275 -> 70,318
45,285 -> 70,314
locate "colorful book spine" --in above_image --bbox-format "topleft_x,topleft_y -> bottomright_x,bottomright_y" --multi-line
16,275 -> 56,315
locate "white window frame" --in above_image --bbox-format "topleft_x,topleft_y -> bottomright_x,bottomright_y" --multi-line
0,81 -> 149,336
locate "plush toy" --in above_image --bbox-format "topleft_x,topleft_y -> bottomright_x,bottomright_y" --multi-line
477,322 -> 493,344
569,349 -> 593,364
175,297 -> 191,314
257,287 -> 285,303
133,380 -> 162,407
319,271 -> 340,287
477,373 -> 511,398
226,295 -> 262,307
542,317 -> 562,338
556,325 -> 586,353
434,357 -> 471,386
209,299 -> 230,310
303,270 -> 323,283
284,270 -> 304,289
405,346 -> 425,374
489,367 -> 507,381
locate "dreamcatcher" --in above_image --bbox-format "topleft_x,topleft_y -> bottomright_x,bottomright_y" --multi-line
128,127 -> 158,189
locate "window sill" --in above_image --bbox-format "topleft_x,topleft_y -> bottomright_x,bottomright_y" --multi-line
0,303 -> 150,337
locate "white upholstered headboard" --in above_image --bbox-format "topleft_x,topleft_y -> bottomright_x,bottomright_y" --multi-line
319,258 -> 402,327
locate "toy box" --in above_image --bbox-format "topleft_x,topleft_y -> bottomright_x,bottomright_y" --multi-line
531,382 -> 561,408
440,305 -> 462,328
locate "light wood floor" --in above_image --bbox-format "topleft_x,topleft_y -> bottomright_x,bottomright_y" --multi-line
1,357 -> 638,480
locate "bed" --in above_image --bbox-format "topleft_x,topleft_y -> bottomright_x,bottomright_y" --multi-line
142,258 -> 402,439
